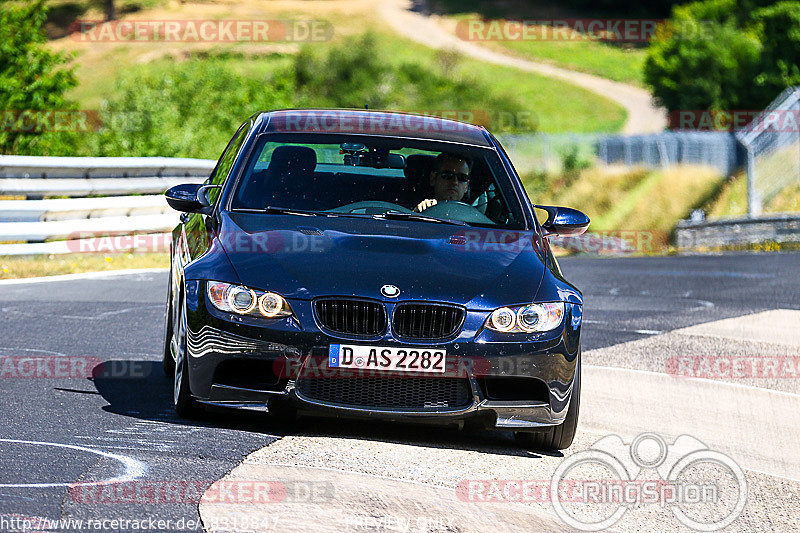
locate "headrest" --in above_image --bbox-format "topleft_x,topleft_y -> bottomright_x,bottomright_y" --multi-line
268,145 -> 317,175
404,154 -> 437,189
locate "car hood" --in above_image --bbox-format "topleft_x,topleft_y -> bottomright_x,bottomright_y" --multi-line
218,212 -> 546,309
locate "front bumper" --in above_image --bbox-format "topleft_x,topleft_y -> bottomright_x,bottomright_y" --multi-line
183,280 -> 582,430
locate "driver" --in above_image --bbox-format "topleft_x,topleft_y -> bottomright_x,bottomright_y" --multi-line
414,153 -> 470,212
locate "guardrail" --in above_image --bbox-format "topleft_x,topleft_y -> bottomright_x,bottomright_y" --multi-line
0,155 -> 214,256
0,177 -> 205,197
0,155 -> 215,178
676,213 -> 800,250
0,155 -> 666,257
0,196 -> 170,223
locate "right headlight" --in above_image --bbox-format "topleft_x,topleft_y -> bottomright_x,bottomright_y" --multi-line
206,281 -> 293,318
484,302 -> 564,333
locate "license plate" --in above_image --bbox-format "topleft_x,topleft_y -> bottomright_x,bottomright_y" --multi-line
328,344 -> 446,373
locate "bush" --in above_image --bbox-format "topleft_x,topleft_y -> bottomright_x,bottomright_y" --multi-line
751,2 -> 800,98
84,59 -> 295,158
292,33 -> 533,131
83,33 -> 534,157
0,0 -> 78,155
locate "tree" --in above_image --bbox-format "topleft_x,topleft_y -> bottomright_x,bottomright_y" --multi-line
105,0 -> 116,21
751,1 -> 800,99
644,13 -> 761,112
0,0 -> 78,155
645,0 -> 800,114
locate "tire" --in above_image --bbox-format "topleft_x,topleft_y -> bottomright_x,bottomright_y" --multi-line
162,279 -> 175,376
515,354 -> 581,451
173,290 -> 202,418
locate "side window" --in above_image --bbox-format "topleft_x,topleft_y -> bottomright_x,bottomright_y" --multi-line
207,122 -> 249,205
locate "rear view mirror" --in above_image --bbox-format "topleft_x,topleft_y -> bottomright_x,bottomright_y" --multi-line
386,153 -> 405,169
535,205 -> 590,236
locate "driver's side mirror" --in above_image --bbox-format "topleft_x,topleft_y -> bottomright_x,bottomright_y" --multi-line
165,183 -> 220,214
534,205 -> 590,236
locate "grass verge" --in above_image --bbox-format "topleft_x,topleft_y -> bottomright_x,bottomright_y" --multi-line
0,253 -> 168,280
523,164 -> 726,251
442,15 -> 647,85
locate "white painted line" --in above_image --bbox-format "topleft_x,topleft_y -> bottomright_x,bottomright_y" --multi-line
0,268 -> 168,286
0,438 -> 147,488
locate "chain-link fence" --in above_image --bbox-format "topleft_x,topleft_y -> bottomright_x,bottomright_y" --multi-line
498,132 -> 741,177
736,87 -> 800,217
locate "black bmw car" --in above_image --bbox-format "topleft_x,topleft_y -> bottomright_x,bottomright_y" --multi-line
163,109 -> 589,450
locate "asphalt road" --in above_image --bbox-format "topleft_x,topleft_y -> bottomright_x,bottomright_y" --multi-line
0,252 -> 798,531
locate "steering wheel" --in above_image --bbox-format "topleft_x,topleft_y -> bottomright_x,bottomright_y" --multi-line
327,201 -> 413,215
420,200 -> 495,224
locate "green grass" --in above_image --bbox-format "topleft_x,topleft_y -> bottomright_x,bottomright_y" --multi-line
486,37 -> 647,85
0,252 -> 168,279
426,0 -> 650,85
768,183 -> 800,212
619,166 -> 724,232
704,171 -> 800,217
376,35 -> 626,133
523,164 -> 726,250
705,173 -> 748,218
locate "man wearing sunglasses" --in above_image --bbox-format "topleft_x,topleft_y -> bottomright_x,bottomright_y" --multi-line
414,153 -> 471,212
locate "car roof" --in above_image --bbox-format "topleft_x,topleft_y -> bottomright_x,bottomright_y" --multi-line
255,109 -> 492,147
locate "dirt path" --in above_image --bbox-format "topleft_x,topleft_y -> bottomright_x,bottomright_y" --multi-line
377,0 -> 666,134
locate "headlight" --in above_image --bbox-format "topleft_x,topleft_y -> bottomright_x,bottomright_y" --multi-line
485,302 -> 564,333
207,281 -> 292,318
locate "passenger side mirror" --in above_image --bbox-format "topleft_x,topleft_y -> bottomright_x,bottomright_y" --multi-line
165,183 -> 216,214
534,205 -> 590,236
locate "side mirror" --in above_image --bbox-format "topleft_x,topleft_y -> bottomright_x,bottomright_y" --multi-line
534,205 -> 590,236
165,183 -> 220,214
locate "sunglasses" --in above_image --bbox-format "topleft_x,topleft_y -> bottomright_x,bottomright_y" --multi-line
437,170 -> 470,183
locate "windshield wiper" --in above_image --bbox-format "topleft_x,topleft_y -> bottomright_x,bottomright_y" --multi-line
375,212 -> 469,226
240,206 -> 374,220
261,206 -> 320,216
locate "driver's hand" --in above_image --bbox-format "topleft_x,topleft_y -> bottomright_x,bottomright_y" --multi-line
414,199 -> 437,212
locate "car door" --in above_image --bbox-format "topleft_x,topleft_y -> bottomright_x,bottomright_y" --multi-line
181,121 -> 251,263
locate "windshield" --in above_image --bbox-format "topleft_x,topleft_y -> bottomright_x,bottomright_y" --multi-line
230,134 -> 526,229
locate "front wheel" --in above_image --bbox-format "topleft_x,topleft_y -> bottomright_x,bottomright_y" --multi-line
162,277 -> 175,376
173,291 -> 202,418
515,354 -> 580,451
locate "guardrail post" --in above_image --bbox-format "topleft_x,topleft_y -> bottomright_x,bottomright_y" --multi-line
745,145 -> 761,218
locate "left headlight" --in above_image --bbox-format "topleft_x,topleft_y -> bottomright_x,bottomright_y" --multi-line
206,281 -> 293,318
484,302 -> 564,333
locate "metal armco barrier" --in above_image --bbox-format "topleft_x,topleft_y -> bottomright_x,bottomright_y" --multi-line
676,214 -> 800,250
0,155 -> 215,178
0,155 -> 214,255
